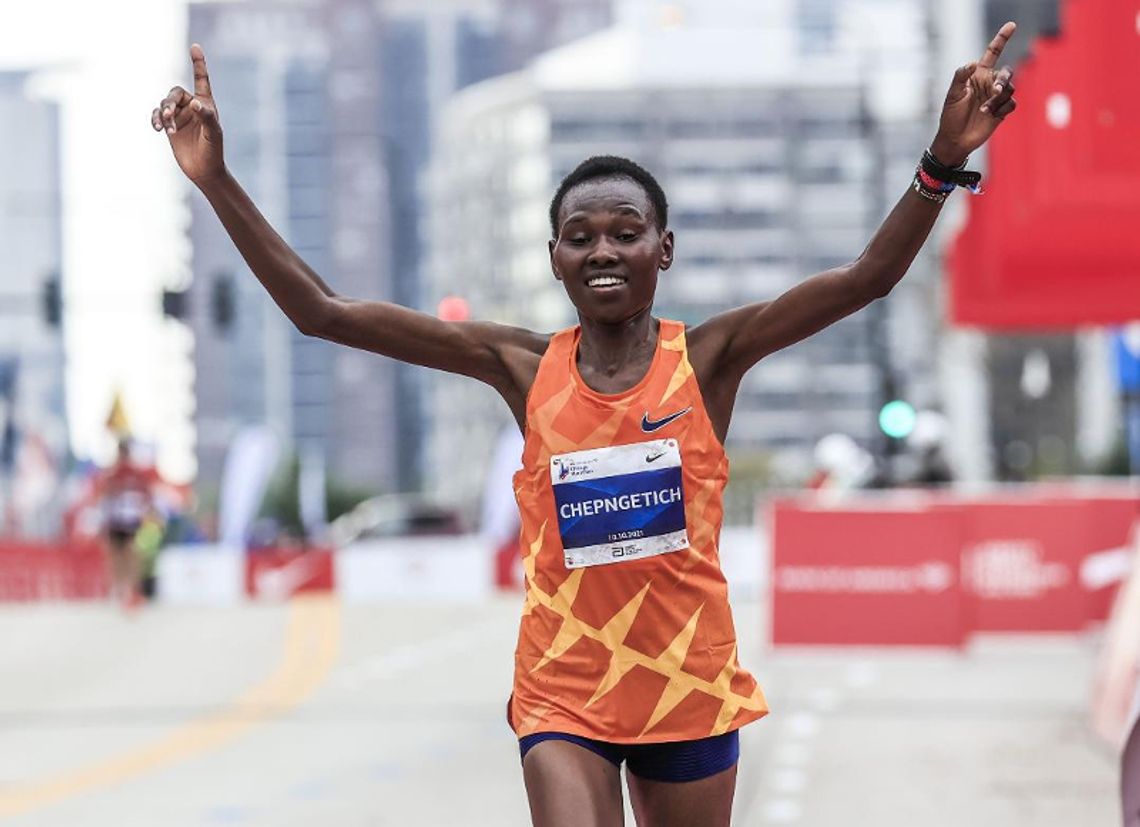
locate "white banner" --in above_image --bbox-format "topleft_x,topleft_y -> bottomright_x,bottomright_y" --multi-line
298,442 -> 327,541
155,545 -> 245,605
217,425 -> 279,549
337,535 -> 491,603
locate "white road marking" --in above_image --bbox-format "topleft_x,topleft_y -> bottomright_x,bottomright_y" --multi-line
770,768 -> 807,794
785,712 -> 819,739
763,798 -> 802,823
772,741 -> 813,767
808,686 -> 841,712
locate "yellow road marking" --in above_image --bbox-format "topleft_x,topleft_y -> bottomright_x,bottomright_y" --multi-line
0,594 -> 341,820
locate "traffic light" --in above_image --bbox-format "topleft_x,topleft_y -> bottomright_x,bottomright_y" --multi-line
211,275 -> 235,333
878,400 -> 917,440
0,359 -> 16,472
162,288 -> 189,319
42,276 -> 61,327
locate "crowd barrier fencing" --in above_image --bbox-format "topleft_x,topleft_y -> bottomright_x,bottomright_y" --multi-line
770,502 -> 965,646
768,485 -> 1139,646
0,542 -> 108,602
4,485 -> 1136,637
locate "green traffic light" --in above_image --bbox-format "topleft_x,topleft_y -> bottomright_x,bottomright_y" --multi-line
879,400 -> 917,439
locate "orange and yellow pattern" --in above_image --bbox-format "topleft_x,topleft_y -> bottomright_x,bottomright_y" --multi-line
509,319 -> 768,743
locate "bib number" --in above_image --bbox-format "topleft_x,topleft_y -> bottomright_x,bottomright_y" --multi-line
551,439 -> 689,569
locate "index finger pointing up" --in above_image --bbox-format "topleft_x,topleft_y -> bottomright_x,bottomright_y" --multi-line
190,42 -> 212,97
979,21 -> 1017,69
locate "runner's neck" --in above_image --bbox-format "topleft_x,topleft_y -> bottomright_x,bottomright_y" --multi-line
576,312 -> 658,381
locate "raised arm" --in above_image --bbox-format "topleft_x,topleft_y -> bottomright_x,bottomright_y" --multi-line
690,22 -> 1019,385
151,45 -> 545,419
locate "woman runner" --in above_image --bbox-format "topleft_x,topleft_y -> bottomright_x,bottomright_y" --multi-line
153,23 -> 1019,827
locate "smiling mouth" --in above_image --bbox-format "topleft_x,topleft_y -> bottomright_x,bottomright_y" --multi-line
586,275 -> 628,289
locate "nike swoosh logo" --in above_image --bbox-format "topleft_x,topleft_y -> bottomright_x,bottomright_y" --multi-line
645,451 -> 667,463
641,407 -> 692,433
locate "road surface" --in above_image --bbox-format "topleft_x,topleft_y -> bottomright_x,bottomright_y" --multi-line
0,596 -> 1119,825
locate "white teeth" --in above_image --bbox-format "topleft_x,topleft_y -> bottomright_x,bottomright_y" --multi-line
588,276 -> 626,287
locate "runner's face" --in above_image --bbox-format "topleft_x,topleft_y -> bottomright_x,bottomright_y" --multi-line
549,177 -> 673,324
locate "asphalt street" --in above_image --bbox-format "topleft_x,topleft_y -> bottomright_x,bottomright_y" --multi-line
0,595 -> 1119,825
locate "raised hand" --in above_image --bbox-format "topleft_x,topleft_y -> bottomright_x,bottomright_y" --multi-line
151,43 -> 225,185
930,22 -> 1018,167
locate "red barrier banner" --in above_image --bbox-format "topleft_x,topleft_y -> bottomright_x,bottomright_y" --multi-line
770,502 -> 965,646
245,548 -> 335,600
934,500 -> 1087,633
0,542 -> 109,602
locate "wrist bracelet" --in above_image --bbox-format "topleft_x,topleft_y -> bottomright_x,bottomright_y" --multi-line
917,168 -> 956,194
912,175 -> 949,204
921,149 -> 983,194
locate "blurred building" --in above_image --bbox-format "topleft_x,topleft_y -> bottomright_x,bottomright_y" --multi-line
187,0 -> 398,495
185,0 -> 615,498
497,0 -> 615,67
425,0 -> 940,509
0,72 -> 66,535
375,0 -> 614,488
985,0 -> 1060,60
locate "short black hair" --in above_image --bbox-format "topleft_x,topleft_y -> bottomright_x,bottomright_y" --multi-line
549,155 -> 669,237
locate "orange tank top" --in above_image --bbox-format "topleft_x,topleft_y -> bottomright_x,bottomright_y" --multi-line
508,319 -> 768,743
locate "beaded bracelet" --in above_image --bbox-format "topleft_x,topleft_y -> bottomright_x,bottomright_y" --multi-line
912,174 -> 950,204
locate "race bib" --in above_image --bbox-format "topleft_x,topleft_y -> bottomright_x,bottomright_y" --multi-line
107,491 -> 147,524
551,439 -> 689,569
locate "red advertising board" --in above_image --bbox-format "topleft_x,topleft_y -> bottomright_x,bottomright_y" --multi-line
245,548 -> 335,600
770,501 -> 965,647
948,500 -> 1088,633
0,542 -> 108,602
770,488 -> 1139,645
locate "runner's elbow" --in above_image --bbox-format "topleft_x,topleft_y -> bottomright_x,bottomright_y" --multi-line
867,278 -> 897,301
293,299 -> 335,338
850,261 -> 901,301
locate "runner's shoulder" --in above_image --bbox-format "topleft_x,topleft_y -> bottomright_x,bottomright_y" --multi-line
683,307 -> 763,377
463,321 -> 550,393
469,321 -> 550,360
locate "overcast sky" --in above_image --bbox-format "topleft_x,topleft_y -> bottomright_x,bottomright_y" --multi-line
2,0 -> 197,479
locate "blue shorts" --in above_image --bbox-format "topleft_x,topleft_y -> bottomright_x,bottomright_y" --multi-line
518,730 -> 739,783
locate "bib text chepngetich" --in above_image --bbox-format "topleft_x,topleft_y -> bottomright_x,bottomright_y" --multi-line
551,438 -> 690,569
